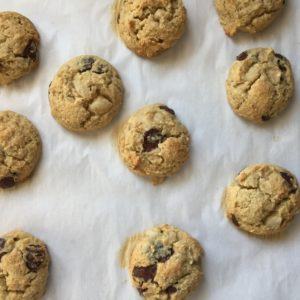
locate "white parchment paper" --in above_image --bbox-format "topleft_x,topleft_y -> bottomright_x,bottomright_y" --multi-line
0,0 -> 299,299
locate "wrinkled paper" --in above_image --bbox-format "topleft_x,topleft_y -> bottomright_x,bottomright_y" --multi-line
0,0 -> 299,299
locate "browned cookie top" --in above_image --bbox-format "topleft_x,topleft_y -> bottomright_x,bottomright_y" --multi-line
0,11 -> 40,85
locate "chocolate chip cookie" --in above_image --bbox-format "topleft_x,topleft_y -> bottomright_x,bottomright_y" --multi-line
120,224 -> 204,299
0,111 -> 41,189
215,0 -> 286,36
114,0 -> 187,58
224,164 -> 300,236
0,230 -> 50,299
49,55 -> 124,132
118,104 -> 190,184
226,48 -> 294,123
0,12 -> 40,85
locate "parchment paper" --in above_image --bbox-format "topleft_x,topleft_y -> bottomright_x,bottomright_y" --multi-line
0,1 -> 299,299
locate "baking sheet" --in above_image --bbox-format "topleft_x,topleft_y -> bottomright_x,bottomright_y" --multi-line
0,0 -> 300,299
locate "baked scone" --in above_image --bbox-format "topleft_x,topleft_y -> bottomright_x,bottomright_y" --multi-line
224,164 -> 300,236
120,224 -> 204,299
49,55 -> 124,132
0,12 -> 40,85
226,48 -> 294,123
0,111 -> 41,189
114,0 -> 187,58
118,104 -> 190,184
0,230 -> 50,300
215,0 -> 286,37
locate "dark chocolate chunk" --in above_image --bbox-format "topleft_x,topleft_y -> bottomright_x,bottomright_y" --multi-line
25,244 -> 46,272
137,287 -> 148,295
236,51 -> 248,61
22,40 -> 38,60
93,64 -> 106,74
133,264 -> 157,281
281,172 -> 294,186
79,57 -> 95,73
231,214 -> 240,227
159,105 -> 175,115
143,129 -> 166,152
0,177 -> 15,189
280,172 -> 297,193
278,64 -> 287,72
0,238 -> 5,249
261,115 -> 271,122
165,286 -> 177,294
275,53 -> 284,60
154,243 -> 174,263
157,248 -> 174,263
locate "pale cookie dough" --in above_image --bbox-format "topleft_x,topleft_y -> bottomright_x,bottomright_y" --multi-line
49,55 -> 124,132
120,224 -> 204,299
114,0 -> 187,58
224,164 -> 300,236
0,230 -> 50,300
118,104 -> 190,184
0,111 -> 41,189
215,0 -> 286,36
0,11 -> 40,85
226,48 -> 294,123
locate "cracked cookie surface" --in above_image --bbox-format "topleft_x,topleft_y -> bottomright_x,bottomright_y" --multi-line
118,104 -> 190,184
49,55 -> 124,132
120,224 -> 204,300
226,48 -> 294,123
224,164 -> 300,236
0,11 -> 40,85
0,230 -> 50,300
215,0 -> 285,36
0,111 -> 41,189
114,0 -> 187,58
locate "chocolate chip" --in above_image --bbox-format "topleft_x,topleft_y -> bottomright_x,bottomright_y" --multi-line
159,105 -> 175,115
137,287 -> 147,295
0,177 -> 15,189
165,286 -> 177,295
22,40 -> 38,60
132,264 -> 157,281
262,115 -> 271,122
154,244 -> 174,263
236,51 -> 248,61
0,238 -> 5,249
231,214 -> 240,227
278,63 -> 287,72
79,57 -> 95,73
143,129 -> 166,152
25,244 -> 46,272
280,172 -> 297,193
275,53 -> 284,60
157,250 -> 174,262
93,64 -> 106,74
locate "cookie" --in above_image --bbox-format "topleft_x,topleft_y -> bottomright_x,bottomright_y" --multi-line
215,0 -> 286,36
118,104 -> 190,184
114,0 -> 187,58
0,230 -> 50,299
0,111 -> 41,189
49,55 -> 124,132
224,164 -> 300,236
226,48 -> 294,123
0,12 -> 40,85
120,224 -> 204,299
